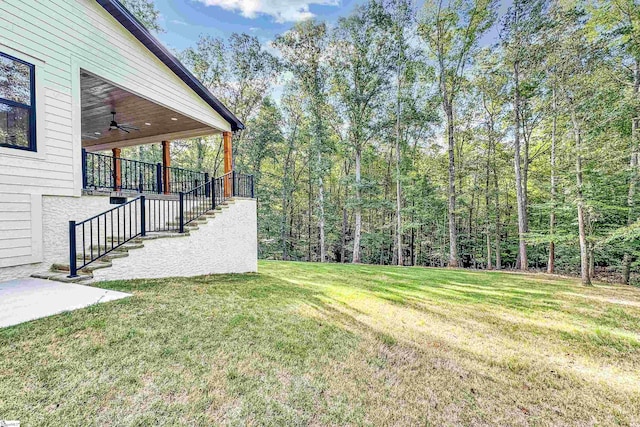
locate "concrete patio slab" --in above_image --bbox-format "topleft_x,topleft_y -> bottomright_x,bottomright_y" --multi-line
0,278 -> 131,328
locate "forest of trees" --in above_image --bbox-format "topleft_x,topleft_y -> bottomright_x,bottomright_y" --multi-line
122,0 -> 640,286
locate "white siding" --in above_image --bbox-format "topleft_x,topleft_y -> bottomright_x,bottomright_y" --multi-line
0,193 -> 42,269
0,0 -> 233,271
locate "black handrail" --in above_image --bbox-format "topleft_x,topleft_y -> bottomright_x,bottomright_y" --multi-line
83,151 -> 115,190
120,157 -> 158,192
234,172 -> 255,198
180,180 -> 213,233
168,165 -> 207,193
69,170 -> 255,277
69,196 -> 144,277
82,149 -> 208,195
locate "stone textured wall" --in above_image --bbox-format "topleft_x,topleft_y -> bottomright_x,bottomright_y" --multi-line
92,199 -> 257,281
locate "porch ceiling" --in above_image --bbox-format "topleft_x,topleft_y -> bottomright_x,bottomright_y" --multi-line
81,71 -> 219,151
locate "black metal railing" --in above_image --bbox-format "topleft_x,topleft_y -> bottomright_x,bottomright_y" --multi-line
145,197 -> 181,233
179,180 -> 214,232
120,157 -> 159,193
168,166 -> 207,193
233,172 -> 255,198
83,151 -> 115,190
82,149 -> 207,195
69,170 -> 255,277
69,196 -> 145,277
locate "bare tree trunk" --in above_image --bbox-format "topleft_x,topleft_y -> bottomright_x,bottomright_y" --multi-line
281,139 -> 294,261
353,147 -> 362,263
341,206 -> 347,263
571,111 -> 591,286
318,152 -> 326,262
623,60 -> 639,284
492,142 -> 502,270
445,102 -> 458,267
548,88 -> 557,274
513,60 -> 528,270
485,141 -> 492,270
308,157 -> 312,262
395,73 -> 403,266
589,241 -> 595,279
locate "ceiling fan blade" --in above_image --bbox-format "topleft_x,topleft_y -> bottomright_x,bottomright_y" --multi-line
120,124 -> 139,130
118,127 -> 130,133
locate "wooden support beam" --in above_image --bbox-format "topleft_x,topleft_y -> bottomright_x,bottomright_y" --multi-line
223,131 -> 233,197
112,147 -> 121,191
162,140 -> 171,194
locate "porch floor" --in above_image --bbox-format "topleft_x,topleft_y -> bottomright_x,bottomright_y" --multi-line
0,278 -> 130,328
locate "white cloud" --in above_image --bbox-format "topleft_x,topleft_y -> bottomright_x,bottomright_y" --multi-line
195,0 -> 339,23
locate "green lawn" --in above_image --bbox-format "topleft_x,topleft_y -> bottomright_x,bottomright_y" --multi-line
2,261 -> 640,426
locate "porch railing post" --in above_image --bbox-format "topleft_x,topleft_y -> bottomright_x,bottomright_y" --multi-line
211,177 -> 216,210
68,221 -> 78,278
81,149 -> 88,189
156,163 -> 163,194
140,195 -> 146,237
179,192 -> 185,233
251,175 -> 255,198
112,148 -> 122,192
204,173 -> 210,197
232,170 -> 236,197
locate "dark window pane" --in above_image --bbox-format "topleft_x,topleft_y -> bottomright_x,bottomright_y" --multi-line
0,54 -> 31,105
0,103 -> 30,148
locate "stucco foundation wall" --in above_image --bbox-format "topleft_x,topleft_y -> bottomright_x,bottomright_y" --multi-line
0,262 -> 42,282
92,199 -> 257,281
0,194 -> 115,281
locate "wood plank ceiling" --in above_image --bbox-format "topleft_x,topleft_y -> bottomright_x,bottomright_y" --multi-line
80,71 -> 215,150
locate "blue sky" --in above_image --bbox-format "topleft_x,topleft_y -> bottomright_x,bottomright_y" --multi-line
153,0 -> 508,54
154,0 -> 367,52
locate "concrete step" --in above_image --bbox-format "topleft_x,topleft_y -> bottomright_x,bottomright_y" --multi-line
89,242 -> 145,252
31,271 -> 93,283
105,237 -> 144,244
166,219 -> 208,227
52,260 -> 112,273
145,231 -> 191,238
76,251 -> 129,262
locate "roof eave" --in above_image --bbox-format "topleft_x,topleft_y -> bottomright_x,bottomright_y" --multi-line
96,0 -> 245,132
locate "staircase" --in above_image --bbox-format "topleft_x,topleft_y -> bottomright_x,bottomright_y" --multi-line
32,201 -> 233,283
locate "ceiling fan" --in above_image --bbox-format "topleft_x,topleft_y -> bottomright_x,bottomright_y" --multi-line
108,111 -> 139,133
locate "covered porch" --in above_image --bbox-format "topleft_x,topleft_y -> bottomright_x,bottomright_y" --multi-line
80,70 -> 241,197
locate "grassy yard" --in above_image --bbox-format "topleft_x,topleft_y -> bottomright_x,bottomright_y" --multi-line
1,261 -> 640,426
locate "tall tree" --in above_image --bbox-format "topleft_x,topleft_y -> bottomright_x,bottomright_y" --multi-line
500,0 -> 546,271
275,21 -> 331,262
592,0 -> 640,284
419,0 -> 496,267
331,1 -> 393,263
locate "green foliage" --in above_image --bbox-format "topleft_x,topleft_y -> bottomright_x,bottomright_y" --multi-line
120,0 -> 163,33
155,0 -> 640,283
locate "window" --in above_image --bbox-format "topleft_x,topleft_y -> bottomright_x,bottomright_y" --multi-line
0,52 -> 36,151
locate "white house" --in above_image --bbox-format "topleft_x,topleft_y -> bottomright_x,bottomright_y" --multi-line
0,0 -> 257,282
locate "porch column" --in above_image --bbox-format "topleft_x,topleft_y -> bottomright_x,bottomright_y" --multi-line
162,140 -> 170,194
112,147 -> 121,191
223,131 -> 232,197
